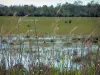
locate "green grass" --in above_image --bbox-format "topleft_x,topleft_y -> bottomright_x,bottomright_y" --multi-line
0,16 -> 100,37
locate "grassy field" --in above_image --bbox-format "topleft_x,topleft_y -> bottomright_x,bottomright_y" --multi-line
0,16 -> 100,37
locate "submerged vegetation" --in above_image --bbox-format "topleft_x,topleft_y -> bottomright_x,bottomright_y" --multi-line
0,1 -> 100,75
0,20 -> 100,75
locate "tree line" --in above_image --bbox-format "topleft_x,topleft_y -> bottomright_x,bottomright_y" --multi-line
0,0 -> 100,17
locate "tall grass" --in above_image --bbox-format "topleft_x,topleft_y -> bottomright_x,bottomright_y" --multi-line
0,5 -> 100,75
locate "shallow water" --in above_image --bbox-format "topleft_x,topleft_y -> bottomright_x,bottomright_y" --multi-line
0,36 -> 99,70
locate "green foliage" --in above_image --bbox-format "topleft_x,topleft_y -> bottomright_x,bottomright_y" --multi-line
0,1 -> 100,17
0,62 -> 98,75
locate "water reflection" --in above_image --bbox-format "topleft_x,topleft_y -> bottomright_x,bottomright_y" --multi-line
0,36 -> 98,70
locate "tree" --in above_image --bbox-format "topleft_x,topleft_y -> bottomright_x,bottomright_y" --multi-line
0,1 -> 100,17
73,0 -> 83,6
